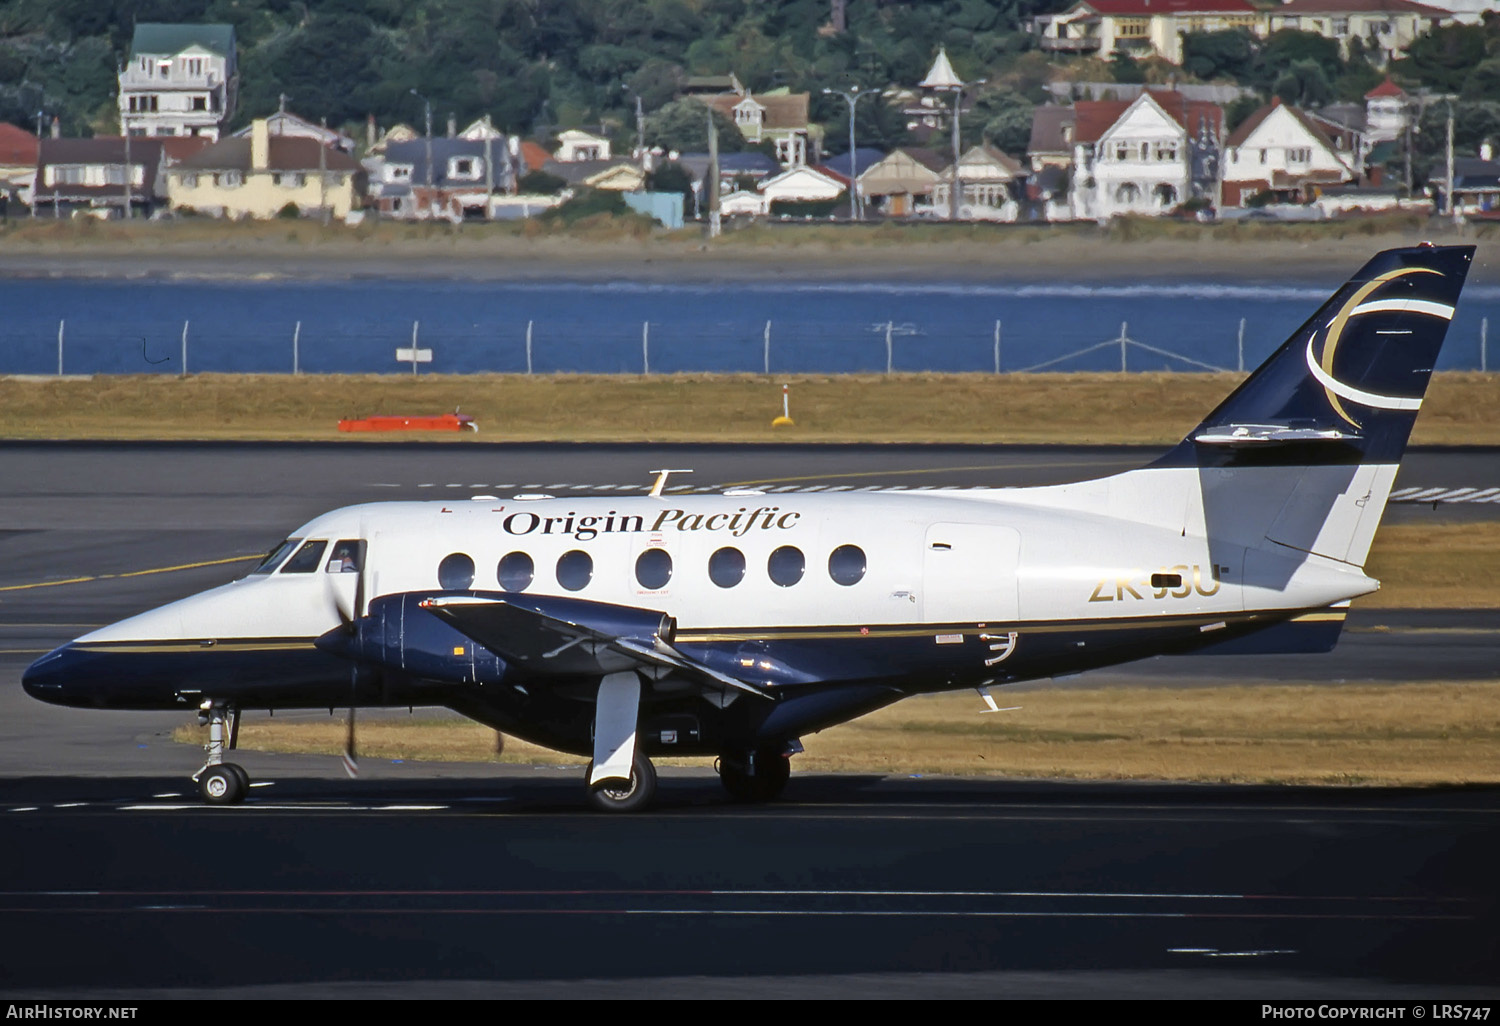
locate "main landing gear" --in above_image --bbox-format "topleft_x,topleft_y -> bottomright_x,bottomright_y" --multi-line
191,701 -> 249,805
584,750 -> 657,813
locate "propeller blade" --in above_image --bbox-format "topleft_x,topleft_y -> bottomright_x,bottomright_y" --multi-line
343,665 -> 359,778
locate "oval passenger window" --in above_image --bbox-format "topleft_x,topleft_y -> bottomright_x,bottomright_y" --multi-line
497,552 -> 534,592
437,552 -> 475,590
635,548 -> 672,590
708,547 -> 746,589
557,550 -> 593,592
828,544 -> 867,586
768,546 -> 805,587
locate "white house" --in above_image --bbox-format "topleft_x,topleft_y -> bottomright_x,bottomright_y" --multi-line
1222,100 -> 1357,207
555,129 -> 611,162
1069,91 -> 1223,220
118,23 -> 238,140
1267,0 -> 1450,65
760,165 -> 845,206
1032,0 -> 1261,65
931,145 -> 1025,221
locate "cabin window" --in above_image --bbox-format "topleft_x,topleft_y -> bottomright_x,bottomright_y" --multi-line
326,540 -> 361,574
768,546 -> 805,588
281,540 -> 328,574
438,552 -> 475,590
635,548 -> 672,590
708,547 -> 746,588
251,537 -> 301,574
497,552 -> 534,592
557,550 -> 593,592
827,545 -> 867,586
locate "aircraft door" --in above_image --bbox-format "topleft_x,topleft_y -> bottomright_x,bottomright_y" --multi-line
922,523 -> 1021,624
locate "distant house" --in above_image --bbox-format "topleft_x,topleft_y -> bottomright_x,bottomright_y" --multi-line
230,108 -> 356,154
554,129 -> 611,162
118,23 -> 238,140
0,123 -> 39,205
1222,100 -> 1358,206
33,137 -> 167,218
1032,0 -> 1261,65
857,147 -> 948,216
168,119 -> 363,219
931,144 -> 1026,221
375,137 -> 517,220
543,158 -> 644,192
1266,0 -> 1450,64
1066,90 -> 1223,220
1427,155 -> 1500,216
677,151 -> 783,207
702,89 -> 814,167
761,165 -> 846,209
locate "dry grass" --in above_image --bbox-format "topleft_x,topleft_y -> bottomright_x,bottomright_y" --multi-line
1363,521 -> 1500,608
3,371 -> 1499,445
176,682 -> 1500,786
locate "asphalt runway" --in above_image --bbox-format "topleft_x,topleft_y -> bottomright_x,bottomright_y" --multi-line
0,441 -> 1497,998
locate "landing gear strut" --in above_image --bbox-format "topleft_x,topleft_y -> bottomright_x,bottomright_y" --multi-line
192,701 -> 248,805
718,747 -> 791,804
584,749 -> 657,813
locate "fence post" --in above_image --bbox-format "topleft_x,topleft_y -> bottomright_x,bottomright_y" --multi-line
411,320 -> 419,375
57,319 -> 64,376
764,320 -> 771,375
1237,317 -> 1245,373
886,321 -> 893,375
181,320 -> 189,377
1119,321 -> 1127,373
1483,316 -> 1489,373
293,321 -> 301,375
642,321 -> 650,375
526,320 -> 533,375
993,320 -> 1001,374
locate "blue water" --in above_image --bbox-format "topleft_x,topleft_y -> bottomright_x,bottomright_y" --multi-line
1,276 -> 1495,375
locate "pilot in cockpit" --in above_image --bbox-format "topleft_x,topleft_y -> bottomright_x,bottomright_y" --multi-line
328,542 -> 360,574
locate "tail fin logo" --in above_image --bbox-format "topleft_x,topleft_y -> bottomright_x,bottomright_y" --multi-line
1304,266 -> 1451,429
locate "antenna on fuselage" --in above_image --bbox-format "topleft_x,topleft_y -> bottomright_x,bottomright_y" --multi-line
648,468 -> 693,498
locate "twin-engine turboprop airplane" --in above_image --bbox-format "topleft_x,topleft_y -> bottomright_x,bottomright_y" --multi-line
23,244 -> 1474,811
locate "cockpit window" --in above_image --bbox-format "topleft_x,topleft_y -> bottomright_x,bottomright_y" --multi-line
250,538 -> 301,575
326,540 -> 362,574
280,539 -> 328,574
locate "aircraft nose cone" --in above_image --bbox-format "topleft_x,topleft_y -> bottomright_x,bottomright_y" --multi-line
22,645 -> 73,704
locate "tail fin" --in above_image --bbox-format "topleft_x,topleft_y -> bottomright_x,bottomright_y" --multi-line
1166,243 -> 1473,464
1155,243 -> 1474,568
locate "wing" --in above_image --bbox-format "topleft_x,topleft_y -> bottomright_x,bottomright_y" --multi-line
417,592 -> 772,700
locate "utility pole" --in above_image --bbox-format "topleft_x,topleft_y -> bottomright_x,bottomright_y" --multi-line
821,86 -> 869,219
319,116 -> 330,226
1446,99 -> 1457,227
706,108 -> 721,238
410,88 -> 433,200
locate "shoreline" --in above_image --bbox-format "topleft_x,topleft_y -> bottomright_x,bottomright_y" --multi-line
0,219 -> 1495,284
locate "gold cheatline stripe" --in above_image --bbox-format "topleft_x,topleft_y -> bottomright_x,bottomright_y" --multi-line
676,609 -> 1345,643
73,639 -> 318,654
0,555 -> 261,593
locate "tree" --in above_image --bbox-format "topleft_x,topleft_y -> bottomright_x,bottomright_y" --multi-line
1397,23 -> 1487,95
1180,28 -> 1257,83
645,97 -> 742,154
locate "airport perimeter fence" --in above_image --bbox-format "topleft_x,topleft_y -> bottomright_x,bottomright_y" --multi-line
3,313 -> 1495,377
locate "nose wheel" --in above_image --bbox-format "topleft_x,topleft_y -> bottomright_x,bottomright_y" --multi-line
198,762 -> 248,804
584,750 -> 657,812
192,701 -> 249,805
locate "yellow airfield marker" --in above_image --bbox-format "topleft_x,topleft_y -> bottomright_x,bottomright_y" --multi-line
772,382 -> 795,428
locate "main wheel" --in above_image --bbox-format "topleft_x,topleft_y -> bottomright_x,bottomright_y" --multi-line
584,751 -> 657,813
718,749 -> 791,803
199,763 -> 246,805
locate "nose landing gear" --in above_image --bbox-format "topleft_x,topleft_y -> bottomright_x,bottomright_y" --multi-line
191,701 -> 249,805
